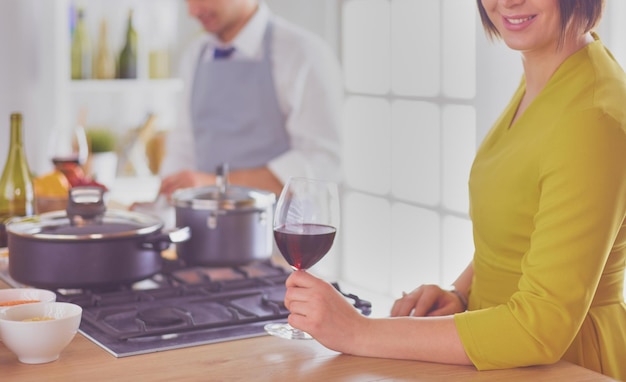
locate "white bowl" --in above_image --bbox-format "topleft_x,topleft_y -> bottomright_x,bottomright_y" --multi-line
0,302 -> 82,364
0,288 -> 57,312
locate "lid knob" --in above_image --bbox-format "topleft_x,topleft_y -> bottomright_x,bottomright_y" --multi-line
66,186 -> 106,226
216,163 -> 229,195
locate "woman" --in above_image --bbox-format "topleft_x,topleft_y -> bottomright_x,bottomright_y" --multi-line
283,0 -> 626,379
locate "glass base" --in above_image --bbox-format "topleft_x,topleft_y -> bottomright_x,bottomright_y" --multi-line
264,323 -> 312,340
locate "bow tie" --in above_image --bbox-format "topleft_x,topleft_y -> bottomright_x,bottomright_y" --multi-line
213,47 -> 236,59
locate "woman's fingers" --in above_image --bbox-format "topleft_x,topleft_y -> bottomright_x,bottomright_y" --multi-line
390,285 -> 449,317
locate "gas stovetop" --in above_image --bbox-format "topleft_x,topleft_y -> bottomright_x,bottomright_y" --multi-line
1,257 -> 290,357
59,261 -> 291,357
0,256 -> 371,357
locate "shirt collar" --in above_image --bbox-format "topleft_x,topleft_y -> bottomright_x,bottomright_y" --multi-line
205,2 -> 270,59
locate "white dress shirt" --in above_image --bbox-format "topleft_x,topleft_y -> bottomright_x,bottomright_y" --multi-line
160,2 -> 344,184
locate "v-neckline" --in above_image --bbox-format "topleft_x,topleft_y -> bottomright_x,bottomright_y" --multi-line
506,83 -> 527,131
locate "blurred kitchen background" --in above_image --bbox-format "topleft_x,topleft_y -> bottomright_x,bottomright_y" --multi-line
1,0 -> 625,304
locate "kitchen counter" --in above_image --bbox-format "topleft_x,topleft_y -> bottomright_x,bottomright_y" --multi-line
0,283 -> 616,381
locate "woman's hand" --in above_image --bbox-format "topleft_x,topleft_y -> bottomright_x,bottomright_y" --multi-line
390,284 -> 465,317
284,270 -> 368,354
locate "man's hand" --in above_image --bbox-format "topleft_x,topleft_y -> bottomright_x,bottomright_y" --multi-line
159,170 -> 216,199
158,167 -> 283,199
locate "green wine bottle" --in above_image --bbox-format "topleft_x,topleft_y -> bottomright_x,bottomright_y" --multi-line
71,8 -> 92,80
118,9 -> 137,79
0,113 -> 35,248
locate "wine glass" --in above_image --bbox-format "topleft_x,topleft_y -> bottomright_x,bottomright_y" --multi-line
48,123 -> 89,166
264,177 -> 340,340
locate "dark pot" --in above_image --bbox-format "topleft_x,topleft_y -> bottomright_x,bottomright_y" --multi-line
6,187 -> 190,289
172,168 -> 276,266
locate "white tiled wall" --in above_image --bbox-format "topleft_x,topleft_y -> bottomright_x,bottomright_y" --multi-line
340,0 -> 477,298
391,1 -> 439,97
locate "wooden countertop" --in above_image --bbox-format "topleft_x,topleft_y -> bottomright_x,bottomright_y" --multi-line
0,331 -> 616,382
0,284 -> 616,381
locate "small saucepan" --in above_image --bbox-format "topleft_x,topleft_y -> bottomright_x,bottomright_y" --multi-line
172,165 -> 276,266
6,187 -> 190,289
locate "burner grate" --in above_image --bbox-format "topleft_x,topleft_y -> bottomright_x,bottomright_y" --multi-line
53,260 -> 292,357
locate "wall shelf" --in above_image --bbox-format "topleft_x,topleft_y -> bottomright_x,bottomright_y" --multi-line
70,79 -> 183,93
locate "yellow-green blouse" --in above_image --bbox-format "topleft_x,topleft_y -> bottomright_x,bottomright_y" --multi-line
454,34 -> 626,381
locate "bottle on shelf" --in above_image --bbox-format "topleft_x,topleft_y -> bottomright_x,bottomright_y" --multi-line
0,113 -> 35,248
70,7 -> 92,80
94,18 -> 116,80
118,9 -> 138,79
149,49 -> 170,79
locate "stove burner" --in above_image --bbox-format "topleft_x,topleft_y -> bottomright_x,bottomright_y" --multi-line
137,307 -> 187,327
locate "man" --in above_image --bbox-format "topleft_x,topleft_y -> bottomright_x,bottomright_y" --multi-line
158,0 -> 343,197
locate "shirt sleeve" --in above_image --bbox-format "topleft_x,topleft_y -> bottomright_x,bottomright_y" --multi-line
267,19 -> 344,184
455,109 -> 626,369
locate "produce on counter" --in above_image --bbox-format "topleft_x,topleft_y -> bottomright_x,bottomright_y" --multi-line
52,161 -> 107,190
33,170 -> 70,198
34,162 -> 107,197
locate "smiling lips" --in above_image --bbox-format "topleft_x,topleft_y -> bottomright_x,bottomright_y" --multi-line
507,15 -> 536,24
503,14 -> 536,30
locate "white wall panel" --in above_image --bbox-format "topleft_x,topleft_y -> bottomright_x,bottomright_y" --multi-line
391,0 -> 440,97
265,0 -> 339,55
391,100 -> 439,206
391,203 -> 440,296
342,0 -> 390,94
442,0 -> 476,99
442,215 -> 473,285
442,105 -> 475,214
343,192 -> 392,291
0,0 -> 69,175
343,97 -> 391,195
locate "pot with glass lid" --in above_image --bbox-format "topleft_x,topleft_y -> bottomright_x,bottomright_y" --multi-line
172,164 -> 276,266
6,186 -> 190,289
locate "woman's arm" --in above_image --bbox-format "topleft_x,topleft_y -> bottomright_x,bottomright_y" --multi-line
284,270 -> 473,365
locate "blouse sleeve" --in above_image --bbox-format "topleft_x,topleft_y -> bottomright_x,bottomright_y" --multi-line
455,108 -> 626,369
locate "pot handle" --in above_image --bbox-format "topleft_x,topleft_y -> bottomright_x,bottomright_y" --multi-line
140,226 -> 191,251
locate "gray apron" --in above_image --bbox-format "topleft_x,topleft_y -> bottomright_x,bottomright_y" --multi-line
190,23 -> 290,173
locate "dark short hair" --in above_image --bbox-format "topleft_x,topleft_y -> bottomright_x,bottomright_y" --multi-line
476,0 -> 605,47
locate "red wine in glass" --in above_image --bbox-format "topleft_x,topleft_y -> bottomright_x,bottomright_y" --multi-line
274,223 -> 336,270
264,177 -> 339,340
